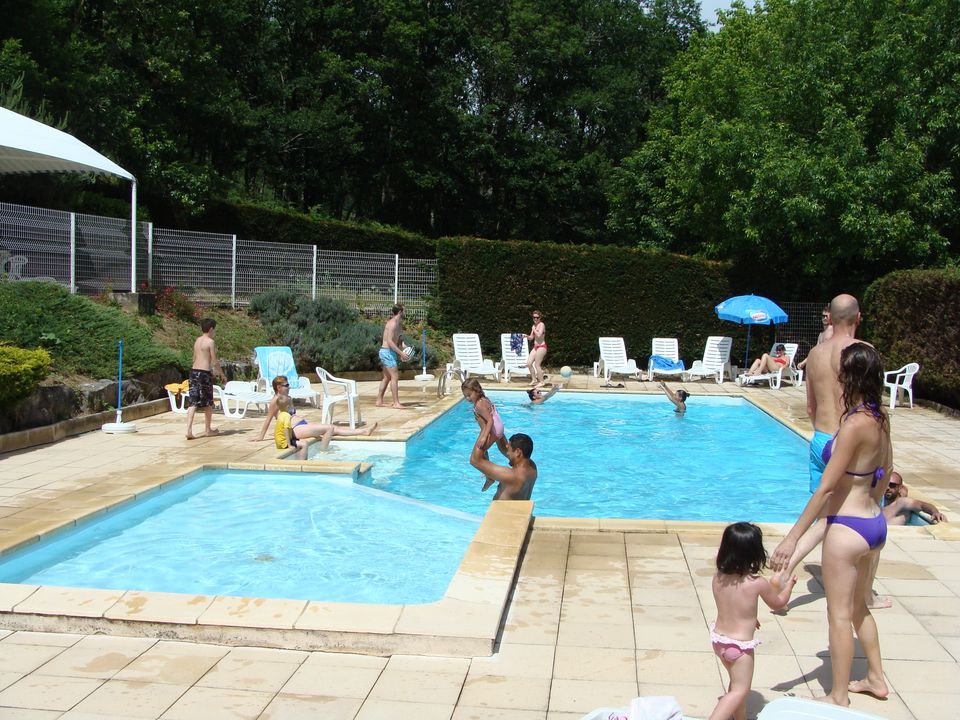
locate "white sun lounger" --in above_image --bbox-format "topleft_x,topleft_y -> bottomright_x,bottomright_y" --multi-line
757,697 -> 888,720
500,333 -> 531,382
452,333 -> 500,381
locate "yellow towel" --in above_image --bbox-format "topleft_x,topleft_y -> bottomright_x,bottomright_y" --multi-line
164,380 -> 190,394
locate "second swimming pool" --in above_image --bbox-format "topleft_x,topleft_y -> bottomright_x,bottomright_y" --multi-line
324,392 -> 811,522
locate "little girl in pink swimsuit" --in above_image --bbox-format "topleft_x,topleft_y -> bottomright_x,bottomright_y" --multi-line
461,378 -> 506,490
709,523 -> 796,720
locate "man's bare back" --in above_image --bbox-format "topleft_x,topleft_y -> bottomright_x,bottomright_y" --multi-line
381,314 -> 402,350
805,294 -> 865,434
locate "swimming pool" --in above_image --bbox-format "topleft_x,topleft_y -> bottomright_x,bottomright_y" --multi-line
0,469 -> 479,604
323,391 -> 811,522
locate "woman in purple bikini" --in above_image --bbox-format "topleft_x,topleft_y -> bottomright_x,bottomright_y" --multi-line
771,343 -> 892,706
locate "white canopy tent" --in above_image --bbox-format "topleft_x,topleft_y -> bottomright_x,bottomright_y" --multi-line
0,106 -> 138,290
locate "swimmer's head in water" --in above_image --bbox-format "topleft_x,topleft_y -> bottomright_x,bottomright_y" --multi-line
676,389 -> 690,402
526,389 -> 538,401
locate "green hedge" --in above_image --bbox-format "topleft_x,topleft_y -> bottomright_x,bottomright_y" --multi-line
863,268 -> 960,409
0,282 -> 185,377
0,345 -> 51,410
199,200 -> 436,258
434,238 -> 731,366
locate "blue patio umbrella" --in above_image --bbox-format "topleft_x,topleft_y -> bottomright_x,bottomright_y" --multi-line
715,294 -> 789,368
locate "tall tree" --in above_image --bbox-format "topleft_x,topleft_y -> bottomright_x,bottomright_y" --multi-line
608,0 -> 959,294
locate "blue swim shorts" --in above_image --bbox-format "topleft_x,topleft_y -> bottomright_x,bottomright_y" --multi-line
379,347 -> 398,369
809,430 -> 831,493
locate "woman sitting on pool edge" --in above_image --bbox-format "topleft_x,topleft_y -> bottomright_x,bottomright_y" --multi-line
658,381 -> 689,414
273,395 -> 378,459
527,382 -> 564,405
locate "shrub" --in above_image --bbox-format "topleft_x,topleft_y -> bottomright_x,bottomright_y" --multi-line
152,285 -> 200,323
249,291 -> 442,372
433,237 -> 731,365
199,200 -> 436,258
0,344 -> 51,410
863,268 -> 960,409
0,281 -> 185,377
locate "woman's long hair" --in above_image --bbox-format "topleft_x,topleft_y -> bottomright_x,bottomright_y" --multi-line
840,342 -> 888,433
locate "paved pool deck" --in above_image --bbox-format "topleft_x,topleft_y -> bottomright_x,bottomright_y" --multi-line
0,374 -> 957,719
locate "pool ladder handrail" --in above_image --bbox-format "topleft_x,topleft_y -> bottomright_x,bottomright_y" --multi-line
438,364 -> 467,397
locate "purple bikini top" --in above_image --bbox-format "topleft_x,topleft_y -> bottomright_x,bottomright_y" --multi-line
821,402 -> 885,488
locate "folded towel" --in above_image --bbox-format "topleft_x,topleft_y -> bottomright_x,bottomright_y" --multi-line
630,696 -> 683,720
510,332 -> 525,355
650,355 -> 685,371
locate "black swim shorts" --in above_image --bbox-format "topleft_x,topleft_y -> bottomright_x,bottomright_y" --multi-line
189,368 -> 215,408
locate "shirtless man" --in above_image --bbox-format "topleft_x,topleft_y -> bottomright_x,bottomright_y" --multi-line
798,305 -> 833,371
185,318 -> 226,440
774,295 -> 869,585
883,472 -> 947,525
470,433 -> 538,501
376,303 -> 408,409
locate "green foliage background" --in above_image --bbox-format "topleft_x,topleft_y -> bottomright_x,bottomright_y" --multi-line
863,268 -> 960,409
434,237 -> 730,366
0,344 -> 51,410
0,282 -> 185,377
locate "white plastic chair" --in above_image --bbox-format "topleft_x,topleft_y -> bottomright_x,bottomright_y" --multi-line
648,337 -> 684,380
499,333 -> 531,382
253,346 -> 318,405
316,367 -> 362,428
452,333 -> 500,381
884,362 -> 919,409
683,336 -> 733,384
166,388 -> 190,414
598,337 -> 641,382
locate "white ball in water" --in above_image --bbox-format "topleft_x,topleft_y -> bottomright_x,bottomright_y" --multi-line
560,365 -> 573,379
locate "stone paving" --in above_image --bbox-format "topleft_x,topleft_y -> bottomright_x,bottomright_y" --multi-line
0,373 -> 957,719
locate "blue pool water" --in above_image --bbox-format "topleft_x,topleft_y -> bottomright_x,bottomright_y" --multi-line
327,392 -> 811,522
0,470 -> 479,604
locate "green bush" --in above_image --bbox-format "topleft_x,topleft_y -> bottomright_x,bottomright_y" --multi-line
249,290 -> 442,372
433,238 -> 731,366
0,344 -> 51,410
153,286 -> 200,323
0,281 -> 185,377
199,201 -> 436,258
863,268 -> 960,409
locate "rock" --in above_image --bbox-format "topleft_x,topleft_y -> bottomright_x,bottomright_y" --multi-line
0,384 -> 77,433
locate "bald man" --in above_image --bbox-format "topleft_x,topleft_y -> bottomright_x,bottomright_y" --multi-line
774,294 -> 876,586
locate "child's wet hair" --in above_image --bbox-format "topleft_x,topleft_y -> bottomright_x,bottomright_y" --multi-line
677,390 -> 690,402
716,522 -> 767,576
526,389 -> 537,400
461,378 -> 485,397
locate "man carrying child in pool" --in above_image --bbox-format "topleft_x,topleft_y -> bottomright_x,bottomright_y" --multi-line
469,433 -> 538,501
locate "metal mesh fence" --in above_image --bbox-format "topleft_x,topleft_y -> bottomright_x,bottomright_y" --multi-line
779,301 -> 829,363
0,201 -> 435,320
0,202 -> 72,285
235,237 -> 314,305
153,228 -> 235,303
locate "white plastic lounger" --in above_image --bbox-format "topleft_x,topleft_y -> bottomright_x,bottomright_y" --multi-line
253,346 -> 318,405
739,342 -> 800,389
500,333 -> 531,382
598,337 -> 641,382
214,381 -> 272,419
682,336 -> 733,384
452,333 -> 500,381
648,337 -> 685,380
757,697 -> 888,720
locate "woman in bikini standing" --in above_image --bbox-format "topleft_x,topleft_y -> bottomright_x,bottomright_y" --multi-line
526,310 -> 547,387
771,342 -> 892,706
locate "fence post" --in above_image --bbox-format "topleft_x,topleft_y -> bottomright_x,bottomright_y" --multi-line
312,245 -> 318,301
394,254 -> 399,304
147,222 -> 153,287
231,234 -> 237,308
69,212 -> 76,294
130,180 -> 137,292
